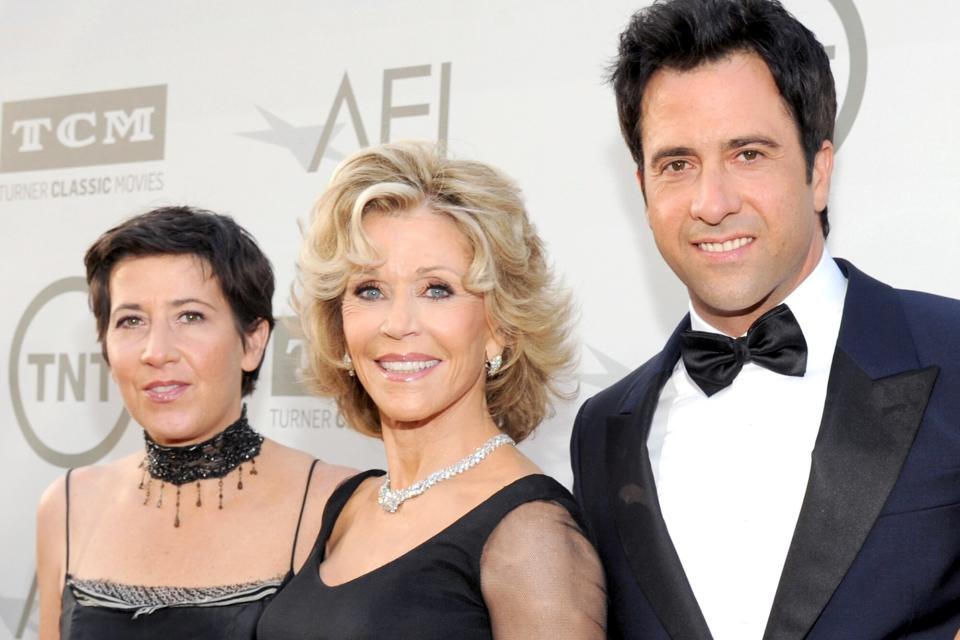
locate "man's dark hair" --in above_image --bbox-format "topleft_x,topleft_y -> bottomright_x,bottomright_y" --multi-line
84,205 -> 276,396
611,0 -> 836,235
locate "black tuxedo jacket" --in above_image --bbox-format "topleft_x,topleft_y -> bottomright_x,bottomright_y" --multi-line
571,260 -> 960,639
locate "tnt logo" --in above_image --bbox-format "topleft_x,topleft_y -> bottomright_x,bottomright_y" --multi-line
1,85 -> 166,173
271,317 -> 308,396
9,278 -> 129,467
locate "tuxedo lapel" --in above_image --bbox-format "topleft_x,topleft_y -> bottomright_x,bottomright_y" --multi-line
763,261 -> 940,639
605,322 -> 713,640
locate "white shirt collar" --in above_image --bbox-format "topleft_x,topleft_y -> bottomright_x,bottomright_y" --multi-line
687,248 -> 848,372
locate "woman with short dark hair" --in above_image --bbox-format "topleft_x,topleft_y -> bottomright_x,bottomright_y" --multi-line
36,206 -> 353,640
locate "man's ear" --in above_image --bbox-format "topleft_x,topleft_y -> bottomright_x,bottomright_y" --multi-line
812,140 -> 834,214
635,167 -> 648,207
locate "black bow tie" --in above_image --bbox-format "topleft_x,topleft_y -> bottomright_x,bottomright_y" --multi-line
679,304 -> 808,397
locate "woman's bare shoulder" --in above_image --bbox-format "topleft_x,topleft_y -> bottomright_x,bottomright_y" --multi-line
36,474 -> 66,532
264,439 -> 358,571
262,439 -> 357,490
37,454 -> 132,514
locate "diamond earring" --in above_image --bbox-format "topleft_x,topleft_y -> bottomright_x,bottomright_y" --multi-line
485,353 -> 503,378
343,353 -> 355,377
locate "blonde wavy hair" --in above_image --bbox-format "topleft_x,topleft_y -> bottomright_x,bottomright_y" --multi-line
294,141 -> 575,442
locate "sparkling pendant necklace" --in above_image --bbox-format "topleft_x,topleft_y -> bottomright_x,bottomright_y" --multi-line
378,433 -> 515,513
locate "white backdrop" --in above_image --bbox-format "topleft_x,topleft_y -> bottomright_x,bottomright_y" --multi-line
1,2 -> 958,637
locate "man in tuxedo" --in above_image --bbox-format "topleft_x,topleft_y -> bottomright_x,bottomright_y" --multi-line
570,0 -> 960,638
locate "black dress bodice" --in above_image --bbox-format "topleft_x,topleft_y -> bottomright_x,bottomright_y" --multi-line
59,460 -> 320,640
60,580 -> 279,640
256,469 -> 585,639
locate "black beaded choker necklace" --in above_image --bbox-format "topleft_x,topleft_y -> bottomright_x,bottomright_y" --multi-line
138,405 -> 263,527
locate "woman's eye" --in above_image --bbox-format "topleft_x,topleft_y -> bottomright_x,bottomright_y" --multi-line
180,311 -> 205,323
354,284 -> 384,300
116,316 -> 144,329
425,283 -> 453,299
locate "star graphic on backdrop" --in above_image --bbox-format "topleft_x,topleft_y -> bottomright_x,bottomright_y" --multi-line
237,107 -> 345,170
579,346 -> 631,389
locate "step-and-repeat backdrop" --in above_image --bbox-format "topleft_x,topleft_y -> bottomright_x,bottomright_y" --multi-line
1,1 -> 958,636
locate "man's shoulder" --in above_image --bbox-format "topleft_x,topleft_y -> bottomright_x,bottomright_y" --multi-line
894,286 -> 960,320
843,260 -> 960,364
842,258 -> 959,318
894,286 -> 960,356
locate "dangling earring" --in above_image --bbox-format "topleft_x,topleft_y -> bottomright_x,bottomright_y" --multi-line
343,353 -> 355,376
485,353 -> 503,378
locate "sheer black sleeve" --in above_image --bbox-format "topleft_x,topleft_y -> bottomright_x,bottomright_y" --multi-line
480,500 -> 606,639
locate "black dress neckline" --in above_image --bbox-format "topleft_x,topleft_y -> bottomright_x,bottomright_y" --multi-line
256,469 -> 590,640
313,469 -> 559,589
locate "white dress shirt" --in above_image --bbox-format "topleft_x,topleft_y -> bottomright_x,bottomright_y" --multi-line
647,250 -> 848,639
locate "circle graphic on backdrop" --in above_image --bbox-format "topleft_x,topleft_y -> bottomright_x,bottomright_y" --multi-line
785,0 -> 867,150
829,0 -> 867,149
9,277 -> 129,467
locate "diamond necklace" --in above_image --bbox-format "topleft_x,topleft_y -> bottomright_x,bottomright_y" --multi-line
377,433 -> 515,513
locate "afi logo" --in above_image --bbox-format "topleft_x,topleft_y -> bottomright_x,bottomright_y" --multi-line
1,85 -> 166,172
241,63 -> 451,172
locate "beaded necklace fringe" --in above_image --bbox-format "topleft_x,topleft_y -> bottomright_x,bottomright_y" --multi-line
139,405 -> 263,527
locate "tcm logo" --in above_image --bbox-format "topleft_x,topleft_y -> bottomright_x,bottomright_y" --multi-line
9,278 -> 129,467
1,85 -> 167,172
241,63 -> 450,172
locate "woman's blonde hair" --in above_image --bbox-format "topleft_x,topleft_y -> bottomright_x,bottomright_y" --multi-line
294,141 -> 575,442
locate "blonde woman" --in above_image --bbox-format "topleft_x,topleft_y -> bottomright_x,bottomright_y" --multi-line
257,142 -> 606,638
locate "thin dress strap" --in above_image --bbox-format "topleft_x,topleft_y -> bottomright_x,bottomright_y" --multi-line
303,469 -> 383,571
64,468 -> 73,576
289,459 -> 320,572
